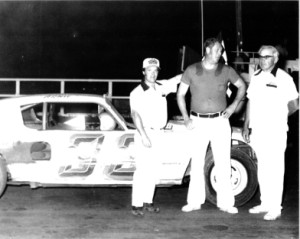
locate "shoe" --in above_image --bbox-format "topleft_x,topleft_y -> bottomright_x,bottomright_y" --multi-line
219,206 -> 238,214
264,210 -> 281,221
143,203 -> 160,213
181,204 -> 201,212
131,206 -> 144,216
249,205 -> 269,214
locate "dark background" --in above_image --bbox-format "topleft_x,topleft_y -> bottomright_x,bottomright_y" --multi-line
0,0 -> 298,79
0,2 -> 298,218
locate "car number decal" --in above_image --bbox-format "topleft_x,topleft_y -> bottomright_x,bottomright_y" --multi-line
58,136 -> 104,177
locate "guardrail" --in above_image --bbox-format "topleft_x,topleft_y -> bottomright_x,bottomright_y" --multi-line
0,78 -> 140,99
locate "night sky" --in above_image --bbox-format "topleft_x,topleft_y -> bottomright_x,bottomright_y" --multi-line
0,1 -> 298,79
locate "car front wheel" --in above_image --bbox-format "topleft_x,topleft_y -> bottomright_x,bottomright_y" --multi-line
204,148 -> 258,207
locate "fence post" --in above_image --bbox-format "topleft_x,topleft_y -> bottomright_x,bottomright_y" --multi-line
108,81 -> 113,98
60,81 -> 65,94
16,80 -> 20,96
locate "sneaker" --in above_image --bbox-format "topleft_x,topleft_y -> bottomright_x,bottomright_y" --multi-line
219,206 -> 238,214
264,210 -> 281,221
249,205 -> 269,214
181,204 -> 201,212
143,203 -> 160,213
131,206 -> 144,216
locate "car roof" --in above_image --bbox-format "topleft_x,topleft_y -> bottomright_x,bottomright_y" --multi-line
0,93 -> 129,130
0,94 -> 107,105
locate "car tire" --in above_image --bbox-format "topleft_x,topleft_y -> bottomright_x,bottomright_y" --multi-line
204,148 -> 258,207
0,154 -> 7,198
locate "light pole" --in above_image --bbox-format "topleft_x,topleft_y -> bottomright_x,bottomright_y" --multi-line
236,0 -> 243,56
200,0 -> 204,56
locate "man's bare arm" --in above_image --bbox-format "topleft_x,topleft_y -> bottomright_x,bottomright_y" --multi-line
131,110 -> 151,147
157,74 -> 182,95
242,100 -> 251,143
223,78 -> 246,118
176,82 -> 189,120
177,82 -> 193,129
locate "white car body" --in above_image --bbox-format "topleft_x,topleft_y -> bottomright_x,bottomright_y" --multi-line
0,94 -> 193,187
0,94 -> 257,206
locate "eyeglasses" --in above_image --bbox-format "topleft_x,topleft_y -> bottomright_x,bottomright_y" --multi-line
259,55 -> 274,60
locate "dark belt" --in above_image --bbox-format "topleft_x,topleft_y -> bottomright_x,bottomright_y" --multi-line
190,111 -> 223,118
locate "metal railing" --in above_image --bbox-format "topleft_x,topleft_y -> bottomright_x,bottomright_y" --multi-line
0,78 -> 140,99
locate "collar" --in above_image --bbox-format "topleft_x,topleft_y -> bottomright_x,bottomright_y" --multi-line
195,61 -> 224,76
270,65 -> 279,76
195,62 -> 204,76
254,65 -> 279,77
141,80 -> 162,91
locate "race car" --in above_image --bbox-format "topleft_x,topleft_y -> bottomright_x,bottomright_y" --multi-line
0,94 -> 257,206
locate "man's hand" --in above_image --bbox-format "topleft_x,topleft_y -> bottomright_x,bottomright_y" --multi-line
184,117 -> 194,130
242,128 -> 250,143
222,104 -> 236,119
141,134 -> 152,147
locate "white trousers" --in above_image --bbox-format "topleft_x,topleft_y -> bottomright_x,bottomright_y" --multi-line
250,128 -> 287,211
186,115 -> 235,208
131,130 -> 160,207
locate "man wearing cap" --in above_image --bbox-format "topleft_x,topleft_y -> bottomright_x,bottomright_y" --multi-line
130,58 -> 181,216
177,38 -> 246,214
242,45 -> 299,220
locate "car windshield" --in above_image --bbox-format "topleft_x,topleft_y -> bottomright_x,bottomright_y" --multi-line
104,98 -> 135,129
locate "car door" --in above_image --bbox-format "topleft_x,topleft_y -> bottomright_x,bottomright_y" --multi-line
5,99 -> 136,186
34,101 -> 136,186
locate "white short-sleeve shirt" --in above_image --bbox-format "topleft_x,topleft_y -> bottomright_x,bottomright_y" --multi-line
247,67 -> 298,131
130,78 -> 179,130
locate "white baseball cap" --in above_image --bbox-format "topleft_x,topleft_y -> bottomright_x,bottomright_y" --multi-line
142,58 -> 160,69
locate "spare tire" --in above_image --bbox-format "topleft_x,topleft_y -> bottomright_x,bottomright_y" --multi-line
0,154 -> 7,198
205,148 -> 258,207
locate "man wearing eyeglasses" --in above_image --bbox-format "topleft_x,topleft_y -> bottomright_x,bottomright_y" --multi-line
242,45 -> 299,220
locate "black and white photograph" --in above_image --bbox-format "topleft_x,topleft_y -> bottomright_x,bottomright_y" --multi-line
0,1 -> 298,238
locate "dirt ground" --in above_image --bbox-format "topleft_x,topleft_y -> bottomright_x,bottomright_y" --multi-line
0,170 -> 298,239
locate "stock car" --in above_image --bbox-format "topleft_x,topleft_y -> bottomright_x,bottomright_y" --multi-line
0,94 -> 258,206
